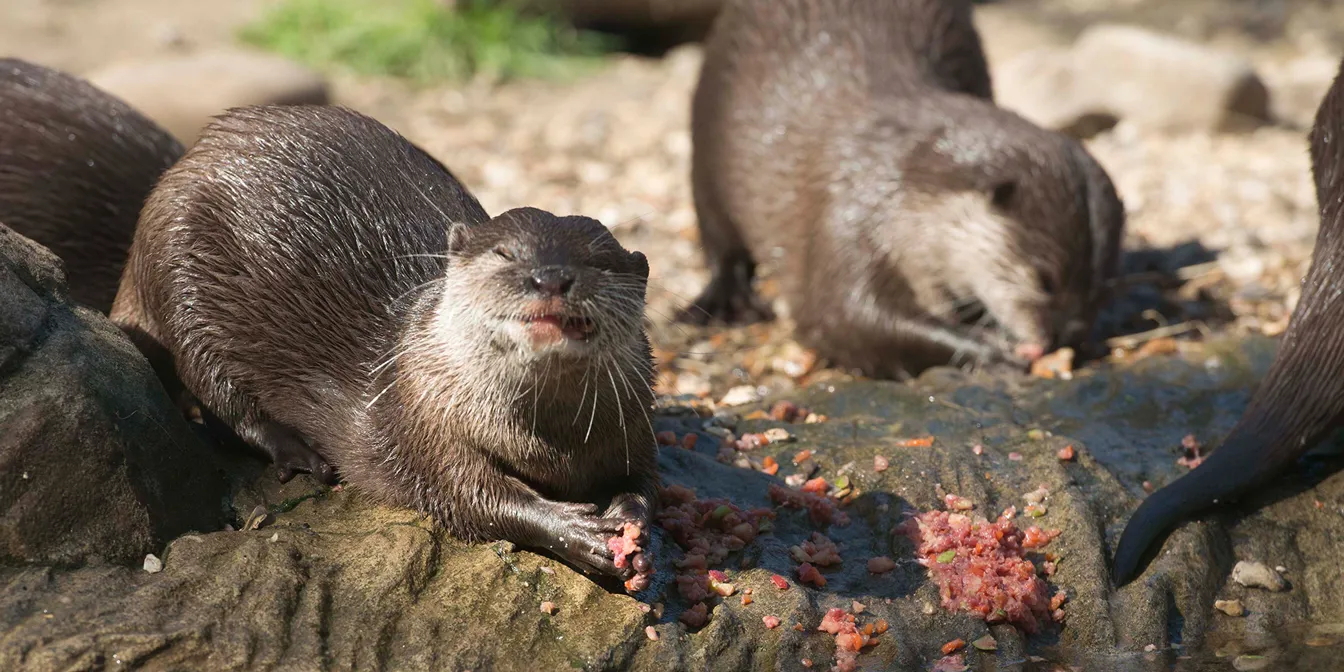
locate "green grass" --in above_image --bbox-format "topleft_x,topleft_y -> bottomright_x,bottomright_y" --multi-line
238,0 -> 617,85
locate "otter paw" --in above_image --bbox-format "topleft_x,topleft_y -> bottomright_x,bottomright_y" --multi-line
275,452 -> 338,486
675,279 -> 774,325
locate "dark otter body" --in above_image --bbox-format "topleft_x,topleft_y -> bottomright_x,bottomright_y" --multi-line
678,0 -> 1125,378
0,58 -> 183,314
1111,57 -> 1344,586
111,105 -> 658,581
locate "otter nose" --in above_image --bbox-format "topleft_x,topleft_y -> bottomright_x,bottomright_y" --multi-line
528,266 -> 575,296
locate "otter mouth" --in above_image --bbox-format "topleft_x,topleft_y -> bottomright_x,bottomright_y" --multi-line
520,313 -> 597,342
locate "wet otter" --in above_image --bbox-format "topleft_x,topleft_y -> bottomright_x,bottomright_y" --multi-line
1111,56 -> 1344,586
0,58 -> 183,314
677,0 -> 1125,379
110,105 -> 658,581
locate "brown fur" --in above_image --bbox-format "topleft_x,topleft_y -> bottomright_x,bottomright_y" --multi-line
1112,56 -> 1344,585
0,58 -> 183,314
678,0 -> 1125,379
111,105 -> 659,580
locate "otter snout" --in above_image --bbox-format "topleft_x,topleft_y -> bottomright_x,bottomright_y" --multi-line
528,266 -> 576,297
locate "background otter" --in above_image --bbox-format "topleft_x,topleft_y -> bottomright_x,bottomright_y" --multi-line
677,0 -> 1126,379
1111,56 -> 1344,586
110,105 -> 658,582
0,58 -> 183,314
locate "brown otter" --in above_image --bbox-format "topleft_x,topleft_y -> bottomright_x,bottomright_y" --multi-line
1111,56 -> 1344,586
110,105 -> 658,582
676,0 -> 1125,379
0,58 -> 183,314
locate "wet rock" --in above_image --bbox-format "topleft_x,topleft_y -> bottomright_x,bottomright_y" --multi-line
1,336 -> 1341,669
1231,561 -> 1288,592
0,224 -> 226,566
85,49 -> 329,145
995,24 -> 1270,135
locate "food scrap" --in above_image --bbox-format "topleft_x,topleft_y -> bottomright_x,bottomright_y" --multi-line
873,455 -> 889,472
971,634 -> 997,651
1056,445 -> 1076,461
1030,347 -> 1075,379
931,654 -> 968,672
679,602 -> 709,628
768,483 -> 851,527
943,493 -> 975,511
797,562 -> 827,587
793,449 -> 813,464
1008,452 -> 1024,461
941,639 -> 966,655
657,485 -> 776,626
656,431 -> 677,446
770,574 -> 791,590
898,436 -> 935,448
540,601 -> 557,615
763,615 -> 782,629
681,433 -> 698,450
818,607 -> 881,672
762,456 -> 780,475
770,401 -> 814,423
789,532 -> 842,566
1177,434 -> 1206,469
607,521 -> 653,592
972,444 -> 984,456
645,625 -> 659,641
867,556 -> 897,574
897,508 -> 1059,633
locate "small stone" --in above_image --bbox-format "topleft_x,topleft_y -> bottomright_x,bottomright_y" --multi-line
873,455 -> 889,472
719,385 -> 760,406
540,601 -> 557,615
645,625 -> 659,641
1144,644 -> 1157,652
143,554 -> 163,574
1231,561 -> 1288,592
268,533 -> 279,543
762,427 -> 793,443
1214,599 -> 1245,617
851,600 -> 866,614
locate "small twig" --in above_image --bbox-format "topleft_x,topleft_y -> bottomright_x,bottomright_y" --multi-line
1105,321 -> 1206,349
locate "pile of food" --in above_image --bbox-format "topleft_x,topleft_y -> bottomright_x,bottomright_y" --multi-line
896,503 -> 1064,633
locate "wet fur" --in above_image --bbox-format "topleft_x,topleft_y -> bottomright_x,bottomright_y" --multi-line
1111,56 -> 1344,586
0,58 -> 183,314
110,105 -> 659,579
679,0 -> 1125,379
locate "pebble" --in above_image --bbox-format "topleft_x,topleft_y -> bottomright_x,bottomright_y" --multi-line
645,625 -> 659,641
1231,561 -> 1288,591
143,554 -> 163,574
1215,599 -> 1246,616
718,385 -> 761,406
762,428 -> 793,443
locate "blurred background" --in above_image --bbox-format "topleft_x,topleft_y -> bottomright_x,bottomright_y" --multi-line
5,0 -> 1344,397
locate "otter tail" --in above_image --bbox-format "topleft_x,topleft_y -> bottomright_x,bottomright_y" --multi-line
1110,434 -> 1279,586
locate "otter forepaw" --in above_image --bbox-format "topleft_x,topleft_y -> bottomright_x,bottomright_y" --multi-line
675,275 -> 774,325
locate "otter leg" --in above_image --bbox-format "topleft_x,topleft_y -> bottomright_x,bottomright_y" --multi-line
441,458 -> 632,579
676,176 -> 774,324
234,417 -> 338,486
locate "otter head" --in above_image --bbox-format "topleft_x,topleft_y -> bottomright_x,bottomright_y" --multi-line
899,118 -> 1123,365
432,206 -> 650,371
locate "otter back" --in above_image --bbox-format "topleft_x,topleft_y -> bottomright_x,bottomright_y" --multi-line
0,58 -> 183,314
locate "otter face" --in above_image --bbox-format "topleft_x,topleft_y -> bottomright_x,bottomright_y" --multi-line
437,207 -> 650,366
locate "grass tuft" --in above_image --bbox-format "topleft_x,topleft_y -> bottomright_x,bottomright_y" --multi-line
238,0 -> 616,85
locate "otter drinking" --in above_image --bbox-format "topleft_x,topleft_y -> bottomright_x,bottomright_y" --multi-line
1111,56 -> 1344,586
111,105 -> 658,582
678,0 -> 1125,378
0,58 -> 183,314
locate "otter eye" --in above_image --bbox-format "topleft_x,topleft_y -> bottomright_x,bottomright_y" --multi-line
493,246 -> 514,261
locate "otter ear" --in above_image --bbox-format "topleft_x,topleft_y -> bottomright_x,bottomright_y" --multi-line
447,222 -> 470,255
990,181 -> 1016,208
628,250 -> 650,280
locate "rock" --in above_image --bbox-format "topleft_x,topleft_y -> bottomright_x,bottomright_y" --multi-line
1214,599 -> 1245,616
143,554 -> 163,574
1231,561 -> 1288,591
85,49 -> 329,145
994,25 -> 1270,135
0,224 -> 226,566
718,385 -> 760,406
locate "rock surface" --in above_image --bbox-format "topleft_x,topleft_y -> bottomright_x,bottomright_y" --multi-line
0,224 -> 227,566
85,49 -> 329,144
3,336 -> 1342,670
996,24 -> 1272,135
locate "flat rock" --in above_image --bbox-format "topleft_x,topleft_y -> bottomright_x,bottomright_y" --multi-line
0,224 -> 226,566
995,24 -> 1271,135
85,49 -> 329,145
2,335 -> 1342,669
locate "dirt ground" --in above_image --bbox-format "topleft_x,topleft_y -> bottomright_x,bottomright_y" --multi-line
5,0 -> 1342,396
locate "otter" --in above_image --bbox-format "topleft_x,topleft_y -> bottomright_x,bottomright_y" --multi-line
676,0 -> 1125,379
110,105 -> 658,582
1111,56 -> 1344,586
0,58 -> 184,314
